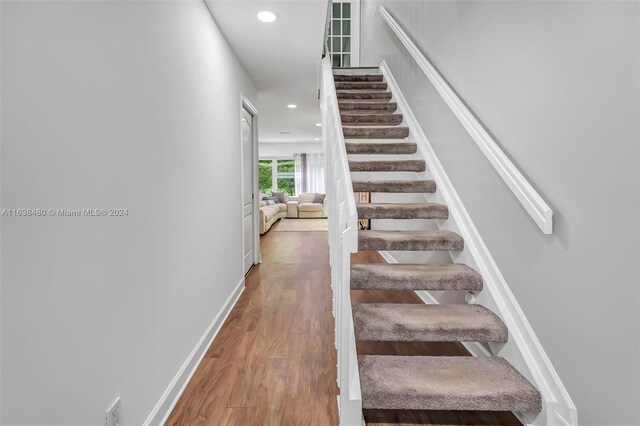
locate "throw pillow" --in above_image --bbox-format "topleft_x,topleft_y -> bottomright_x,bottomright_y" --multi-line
272,192 -> 288,203
313,193 -> 326,204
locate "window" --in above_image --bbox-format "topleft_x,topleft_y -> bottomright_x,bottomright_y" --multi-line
258,160 -> 273,194
328,2 -> 351,67
258,159 -> 296,196
276,159 -> 295,195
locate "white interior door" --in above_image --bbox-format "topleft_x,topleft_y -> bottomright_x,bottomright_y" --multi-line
241,107 -> 254,275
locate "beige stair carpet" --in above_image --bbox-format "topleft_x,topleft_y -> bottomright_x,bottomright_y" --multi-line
334,68 -> 542,416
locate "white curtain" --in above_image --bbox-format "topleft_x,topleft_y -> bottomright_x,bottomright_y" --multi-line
294,153 -> 325,195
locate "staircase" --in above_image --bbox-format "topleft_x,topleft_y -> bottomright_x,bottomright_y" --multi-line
334,69 -> 542,419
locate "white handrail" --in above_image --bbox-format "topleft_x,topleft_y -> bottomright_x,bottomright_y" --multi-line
378,6 -> 553,234
320,57 -> 362,426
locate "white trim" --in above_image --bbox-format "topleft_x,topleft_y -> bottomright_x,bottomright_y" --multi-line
321,56 -> 362,426
241,95 -> 259,117
0,2 -> 3,420
351,0 -> 361,67
271,159 -> 279,193
240,95 -> 261,268
242,96 -> 261,265
377,6 -> 553,234
380,62 -> 577,426
143,277 -> 245,426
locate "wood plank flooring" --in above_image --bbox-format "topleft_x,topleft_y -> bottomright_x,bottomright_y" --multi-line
166,228 -> 339,425
166,222 -> 521,426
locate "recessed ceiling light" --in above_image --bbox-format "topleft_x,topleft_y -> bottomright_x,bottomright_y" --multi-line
315,123 -> 322,127
287,104 -> 297,109
314,138 -> 320,141
257,11 -> 278,22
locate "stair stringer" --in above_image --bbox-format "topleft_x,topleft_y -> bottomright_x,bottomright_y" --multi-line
378,60 -> 577,426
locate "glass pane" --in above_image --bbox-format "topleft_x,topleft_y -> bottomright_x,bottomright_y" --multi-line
258,160 -> 273,194
277,178 -> 295,195
332,2 -> 341,18
332,54 -> 341,67
277,159 -> 294,173
342,37 -> 350,53
343,2 -> 351,18
343,20 -> 351,36
332,19 -> 341,35
342,54 -> 351,67
332,37 -> 342,53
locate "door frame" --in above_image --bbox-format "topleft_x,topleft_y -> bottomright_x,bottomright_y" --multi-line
240,95 -> 260,274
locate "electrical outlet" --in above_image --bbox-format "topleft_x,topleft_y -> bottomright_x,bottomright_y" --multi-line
106,398 -> 121,426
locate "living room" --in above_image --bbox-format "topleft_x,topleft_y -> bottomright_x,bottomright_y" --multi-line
258,141 -> 327,234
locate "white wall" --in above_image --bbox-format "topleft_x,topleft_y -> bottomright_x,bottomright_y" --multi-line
0,1 -> 256,425
360,1 -> 639,425
259,141 -> 322,159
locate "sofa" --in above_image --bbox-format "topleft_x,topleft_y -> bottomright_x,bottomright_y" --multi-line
259,193 -> 327,234
287,193 -> 326,218
259,202 -> 286,234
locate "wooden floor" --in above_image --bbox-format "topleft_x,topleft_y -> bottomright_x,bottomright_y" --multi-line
166,223 -> 521,426
166,227 -> 339,426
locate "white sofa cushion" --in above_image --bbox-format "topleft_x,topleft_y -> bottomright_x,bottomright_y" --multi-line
298,193 -> 315,204
298,203 -> 323,212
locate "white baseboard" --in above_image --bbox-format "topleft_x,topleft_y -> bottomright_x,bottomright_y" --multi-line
378,60 -> 577,426
143,277 -> 246,426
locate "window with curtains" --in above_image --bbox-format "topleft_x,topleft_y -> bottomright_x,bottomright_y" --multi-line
294,153 -> 325,194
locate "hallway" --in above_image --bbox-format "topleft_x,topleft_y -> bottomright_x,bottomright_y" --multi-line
166,229 -> 339,425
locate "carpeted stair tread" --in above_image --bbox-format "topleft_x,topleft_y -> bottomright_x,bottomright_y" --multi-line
350,160 -> 425,172
350,263 -> 483,291
356,203 -> 448,219
358,355 -> 542,412
337,91 -> 392,101
346,143 -> 417,155
341,113 -> 403,126
352,304 -> 508,342
334,74 -> 384,82
344,127 -> 409,139
358,230 -> 464,251
339,101 -> 397,112
352,180 -> 436,193
335,67 -> 543,417
335,82 -> 388,90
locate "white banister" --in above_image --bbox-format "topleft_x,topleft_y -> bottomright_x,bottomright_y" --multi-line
320,57 -> 362,426
378,5 -> 554,235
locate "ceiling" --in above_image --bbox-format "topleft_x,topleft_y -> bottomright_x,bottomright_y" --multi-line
206,0 -> 329,144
